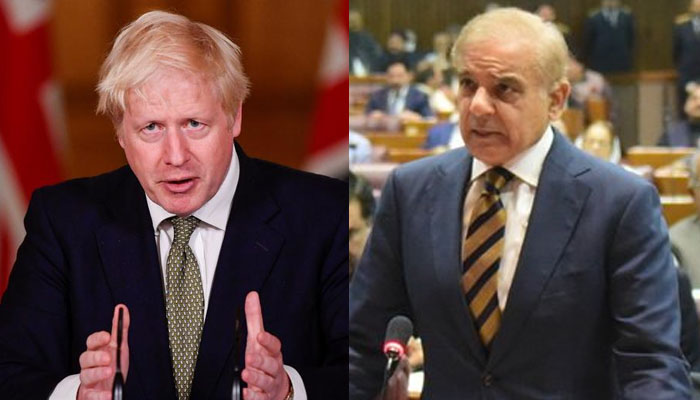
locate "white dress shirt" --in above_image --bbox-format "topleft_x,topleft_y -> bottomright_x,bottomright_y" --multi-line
462,126 -> 554,310
50,146 -> 307,399
387,86 -> 408,115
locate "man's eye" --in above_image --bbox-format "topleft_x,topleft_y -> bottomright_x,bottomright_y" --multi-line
495,83 -> 519,100
142,122 -> 161,134
460,78 -> 478,93
187,120 -> 202,129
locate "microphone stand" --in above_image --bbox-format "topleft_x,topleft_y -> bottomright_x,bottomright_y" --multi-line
112,308 -> 124,400
231,308 -> 244,400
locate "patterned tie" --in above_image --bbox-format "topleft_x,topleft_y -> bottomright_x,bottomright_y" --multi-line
166,216 -> 204,400
461,167 -> 513,350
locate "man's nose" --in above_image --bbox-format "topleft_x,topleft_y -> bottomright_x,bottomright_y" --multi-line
469,87 -> 495,117
163,130 -> 189,166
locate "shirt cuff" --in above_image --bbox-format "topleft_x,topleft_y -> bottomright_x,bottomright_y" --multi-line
283,365 -> 307,400
49,374 -> 80,400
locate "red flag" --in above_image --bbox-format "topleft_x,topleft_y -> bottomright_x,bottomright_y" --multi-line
304,0 -> 349,177
0,0 -> 64,296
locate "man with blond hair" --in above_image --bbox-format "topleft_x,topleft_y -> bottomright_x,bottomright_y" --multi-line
350,7 -> 690,399
0,11 -> 347,400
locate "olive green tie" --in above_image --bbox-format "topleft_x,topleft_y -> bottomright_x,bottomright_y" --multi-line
166,216 -> 204,400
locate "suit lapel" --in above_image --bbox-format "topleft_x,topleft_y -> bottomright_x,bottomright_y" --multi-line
488,135 -> 591,367
428,150 -> 488,365
191,144 -> 284,399
96,168 -> 176,399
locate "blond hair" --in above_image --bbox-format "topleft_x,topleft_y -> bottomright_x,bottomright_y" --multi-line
451,7 -> 568,88
97,10 -> 250,125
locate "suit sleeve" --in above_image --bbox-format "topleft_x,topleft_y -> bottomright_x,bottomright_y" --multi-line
349,170 -> 413,400
295,205 -> 349,399
0,189 -> 72,399
608,182 -> 692,398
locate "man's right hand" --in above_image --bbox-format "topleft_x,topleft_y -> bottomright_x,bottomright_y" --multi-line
77,304 -> 130,400
382,357 -> 410,400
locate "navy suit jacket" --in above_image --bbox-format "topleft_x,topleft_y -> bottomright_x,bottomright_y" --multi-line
584,9 -> 635,73
350,132 -> 690,399
674,19 -> 700,86
658,120 -> 700,147
365,86 -> 434,118
0,144 -> 348,399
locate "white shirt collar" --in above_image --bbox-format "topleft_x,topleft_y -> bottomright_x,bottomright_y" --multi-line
470,125 -> 554,188
146,144 -> 240,231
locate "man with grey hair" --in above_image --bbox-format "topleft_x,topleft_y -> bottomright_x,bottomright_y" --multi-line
0,10 -> 347,400
350,7 -> 690,399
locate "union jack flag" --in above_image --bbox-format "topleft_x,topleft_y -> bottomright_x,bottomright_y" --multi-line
0,0 -> 64,297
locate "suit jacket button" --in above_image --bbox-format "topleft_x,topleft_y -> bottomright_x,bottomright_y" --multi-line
482,373 -> 493,387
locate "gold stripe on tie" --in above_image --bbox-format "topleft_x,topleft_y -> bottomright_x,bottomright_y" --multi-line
462,167 -> 513,350
166,216 -> 204,400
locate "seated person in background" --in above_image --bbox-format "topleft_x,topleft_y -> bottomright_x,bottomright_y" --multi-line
349,173 -> 376,279
421,32 -> 453,73
350,130 -> 373,164
376,31 -> 418,72
576,121 -> 648,176
366,61 -> 434,123
659,81 -> 700,147
567,54 -> 614,122
577,120 -> 621,163
670,151 -> 700,289
676,264 -> 700,373
414,65 -> 456,115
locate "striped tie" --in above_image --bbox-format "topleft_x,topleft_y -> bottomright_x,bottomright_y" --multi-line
462,167 -> 513,349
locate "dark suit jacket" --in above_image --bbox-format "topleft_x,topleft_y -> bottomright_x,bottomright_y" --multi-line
658,120 -> 700,147
365,86 -> 434,118
0,144 -> 348,399
349,132 -> 690,399
674,18 -> 700,87
423,122 -> 456,150
584,9 -> 635,73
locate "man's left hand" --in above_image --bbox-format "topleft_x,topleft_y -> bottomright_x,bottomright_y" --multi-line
242,291 -> 290,400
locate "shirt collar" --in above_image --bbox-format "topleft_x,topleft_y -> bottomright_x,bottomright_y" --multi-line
146,144 -> 240,232
470,125 -> 554,188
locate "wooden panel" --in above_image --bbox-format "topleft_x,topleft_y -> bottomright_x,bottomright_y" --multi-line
351,0 -> 691,71
402,120 -> 437,137
364,132 -> 427,149
388,148 -> 432,163
625,146 -> 694,168
654,170 -> 690,196
661,195 -> 696,226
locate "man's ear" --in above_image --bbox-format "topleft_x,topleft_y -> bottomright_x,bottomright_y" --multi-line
548,79 -> 571,120
232,104 -> 243,138
116,127 -> 125,149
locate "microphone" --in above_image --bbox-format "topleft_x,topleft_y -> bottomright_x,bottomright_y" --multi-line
380,316 -> 413,396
